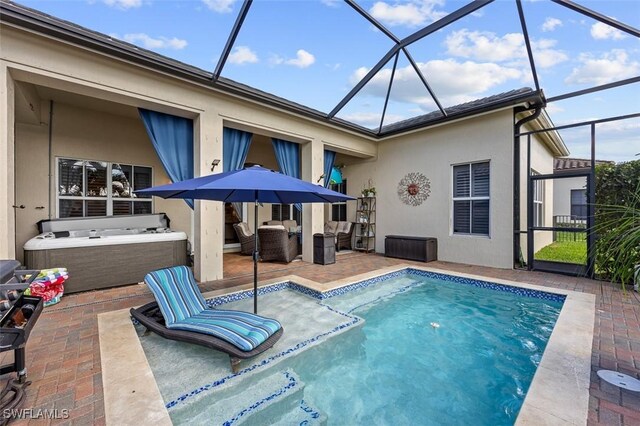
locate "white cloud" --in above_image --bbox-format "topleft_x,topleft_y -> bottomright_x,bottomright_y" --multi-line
202,0 -> 237,13
349,59 -> 523,109
444,29 -> 568,68
285,50 -> 316,68
119,33 -> 187,50
269,54 -> 284,66
340,112 -> 406,128
369,0 -> 446,27
563,127 -> 640,162
590,21 -> 626,40
597,119 -> 640,134
565,49 -> 639,85
531,39 -> 569,68
228,46 -> 258,65
321,0 -> 341,7
544,103 -> 564,115
541,17 -> 562,32
103,0 -> 142,9
445,30 -> 523,62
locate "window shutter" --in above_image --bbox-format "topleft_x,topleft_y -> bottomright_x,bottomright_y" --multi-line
282,204 -> 292,220
571,189 -> 586,205
571,189 -> 587,219
133,166 -> 153,194
472,162 -> 490,197
453,200 -> 470,233
453,165 -> 470,197
472,200 -> 490,235
271,204 -> 281,221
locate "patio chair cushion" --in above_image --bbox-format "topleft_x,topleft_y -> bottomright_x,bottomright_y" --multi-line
259,225 -> 286,230
324,221 -> 338,234
169,309 -> 282,352
337,222 -> 351,234
144,266 -> 208,324
282,220 -> 297,231
236,222 -> 252,236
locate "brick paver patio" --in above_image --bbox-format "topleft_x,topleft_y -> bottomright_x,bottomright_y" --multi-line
2,252 -> 639,425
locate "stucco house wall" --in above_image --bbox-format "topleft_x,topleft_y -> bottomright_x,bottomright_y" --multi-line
343,110 -> 515,269
553,176 -> 587,218
14,100 -> 191,263
518,122 -> 556,258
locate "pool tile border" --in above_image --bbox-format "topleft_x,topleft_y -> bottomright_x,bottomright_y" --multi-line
205,266 -> 566,308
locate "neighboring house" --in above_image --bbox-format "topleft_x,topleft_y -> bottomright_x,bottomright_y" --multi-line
0,2 -> 568,280
553,158 -> 614,222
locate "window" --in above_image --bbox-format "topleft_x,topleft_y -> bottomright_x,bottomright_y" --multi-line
571,189 -> 587,219
452,162 -> 490,236
271,204 -> 301,224
330,180 -> 348,221
57,158 -> 152,218
532,171 -> 544,227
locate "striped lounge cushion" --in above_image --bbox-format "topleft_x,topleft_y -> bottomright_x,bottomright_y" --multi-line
144,266 -> 208,325
144,266 -> 282,351
169,309 -> 282,352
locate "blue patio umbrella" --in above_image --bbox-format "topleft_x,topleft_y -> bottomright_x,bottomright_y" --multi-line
136,165 -> 354,313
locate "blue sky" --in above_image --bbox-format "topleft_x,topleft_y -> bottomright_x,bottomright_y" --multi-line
16,0 -> 640,162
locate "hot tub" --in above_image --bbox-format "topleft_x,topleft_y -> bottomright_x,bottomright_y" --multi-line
24,214 -> 188,293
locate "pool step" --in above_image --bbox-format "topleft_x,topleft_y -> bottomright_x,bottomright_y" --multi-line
233,369 -> 304,425
169,369 -> 303,425
216,369 -> 328,426
271,398 -> 327,426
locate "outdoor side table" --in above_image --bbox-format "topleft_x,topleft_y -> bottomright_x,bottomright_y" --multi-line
313,233 -> 335,265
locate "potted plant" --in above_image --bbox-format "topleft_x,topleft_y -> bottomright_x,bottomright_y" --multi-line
361,178 -> 376,197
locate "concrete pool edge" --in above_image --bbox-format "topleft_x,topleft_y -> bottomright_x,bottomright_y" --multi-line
99,264 -> 594,425
98,309 -> 172,426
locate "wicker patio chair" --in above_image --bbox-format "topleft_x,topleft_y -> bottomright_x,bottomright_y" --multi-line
336,222 -> 354,251
257,227 -> 299,263
130,266 -> 283,373
233,222 -> 255,255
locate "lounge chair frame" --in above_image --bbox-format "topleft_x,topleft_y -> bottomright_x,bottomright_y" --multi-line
130,301 -> 283,373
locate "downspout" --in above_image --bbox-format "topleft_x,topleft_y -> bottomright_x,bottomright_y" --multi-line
48,100 -> 53,219
513,104 -> 542,269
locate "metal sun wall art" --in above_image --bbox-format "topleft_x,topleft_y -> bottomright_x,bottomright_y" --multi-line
397,172 -> 431,206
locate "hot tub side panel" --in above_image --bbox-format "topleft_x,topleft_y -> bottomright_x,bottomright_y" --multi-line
24,240 -> 188,293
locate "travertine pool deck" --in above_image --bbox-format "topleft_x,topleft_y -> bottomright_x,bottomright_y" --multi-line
2,252 -> 640,425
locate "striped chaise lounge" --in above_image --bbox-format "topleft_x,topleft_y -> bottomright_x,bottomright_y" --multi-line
130,266 -> 283,373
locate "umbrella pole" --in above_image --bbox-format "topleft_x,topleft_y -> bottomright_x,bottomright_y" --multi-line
253,199 -> 258,314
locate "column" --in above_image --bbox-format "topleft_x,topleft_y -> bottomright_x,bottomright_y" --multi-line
301,138 -> 324,262
193,111 -> 224,282
0,65 -> 16,259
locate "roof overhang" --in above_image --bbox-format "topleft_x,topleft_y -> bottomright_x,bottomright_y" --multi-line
518,109 -> 570,157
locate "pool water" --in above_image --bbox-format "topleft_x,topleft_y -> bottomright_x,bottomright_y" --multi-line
288,274 -> 563,425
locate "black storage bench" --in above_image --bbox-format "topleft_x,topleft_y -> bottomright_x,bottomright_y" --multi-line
384,235 -> 437,262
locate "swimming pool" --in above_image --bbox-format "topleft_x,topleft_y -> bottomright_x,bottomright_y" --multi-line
135,268 -> 565,425
289,273 -> 563,425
